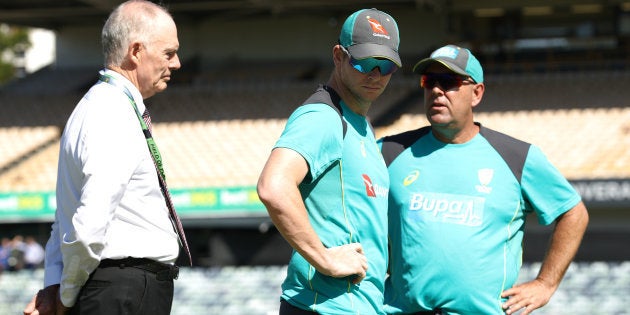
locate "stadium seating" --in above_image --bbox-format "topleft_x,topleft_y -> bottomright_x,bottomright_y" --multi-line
0,126 -> 58,170
155,119 -> 287,188
13,113 -> 626,192
0,142 -> 59,192
1,67 -> 630,192
375,107 -> 630,179
0,67 -> 97,97
1,262 -> 628,314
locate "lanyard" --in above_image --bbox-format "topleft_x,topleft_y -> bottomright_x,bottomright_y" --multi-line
98,74 -> 167,181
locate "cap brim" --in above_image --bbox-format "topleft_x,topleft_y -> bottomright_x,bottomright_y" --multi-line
347,43 -> 402,67
412,58 -> 468,77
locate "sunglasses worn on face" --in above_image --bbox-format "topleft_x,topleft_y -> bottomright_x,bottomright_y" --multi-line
350,57 -> 398,75
341,46 -> 398,75
421,73 -> 474,91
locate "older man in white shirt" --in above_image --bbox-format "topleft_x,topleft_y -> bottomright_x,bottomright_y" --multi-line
24,1 -> 188,314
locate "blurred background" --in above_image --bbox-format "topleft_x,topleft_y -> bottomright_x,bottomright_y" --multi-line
0,0 -> 628,314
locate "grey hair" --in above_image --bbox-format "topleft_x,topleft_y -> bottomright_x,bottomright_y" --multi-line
101,0 -> 171,67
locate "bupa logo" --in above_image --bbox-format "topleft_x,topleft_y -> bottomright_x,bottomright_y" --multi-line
367,17 -> 391,40
362,174 -> 388,198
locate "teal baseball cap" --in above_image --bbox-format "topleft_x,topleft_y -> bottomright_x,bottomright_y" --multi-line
339,8 -> 401,67
412,45 -> 483,83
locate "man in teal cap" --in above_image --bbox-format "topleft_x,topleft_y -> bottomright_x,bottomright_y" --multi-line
258,8 -> 401,315
380,44 -> 588,315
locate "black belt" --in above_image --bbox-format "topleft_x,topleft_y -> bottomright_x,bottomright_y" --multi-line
98,257 -> 179,281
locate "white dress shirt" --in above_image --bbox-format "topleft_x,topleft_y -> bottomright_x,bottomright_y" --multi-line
43,69 -> 180,307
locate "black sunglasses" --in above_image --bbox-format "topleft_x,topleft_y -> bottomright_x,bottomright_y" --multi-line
420,73 -> 475,91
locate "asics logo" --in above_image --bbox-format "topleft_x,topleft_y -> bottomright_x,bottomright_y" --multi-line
403,170 -> 419,186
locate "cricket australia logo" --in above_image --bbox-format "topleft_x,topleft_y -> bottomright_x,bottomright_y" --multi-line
475,168 -> 494,194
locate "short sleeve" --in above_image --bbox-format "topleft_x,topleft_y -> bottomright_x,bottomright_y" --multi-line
521,145 -> 582,225
274,104 -> 344,182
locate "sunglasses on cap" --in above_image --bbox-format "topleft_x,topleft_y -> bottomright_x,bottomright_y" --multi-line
420,73 -> 475,91
340,46 -> 398,76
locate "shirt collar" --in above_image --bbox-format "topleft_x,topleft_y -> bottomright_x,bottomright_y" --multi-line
99,69 -> 146,114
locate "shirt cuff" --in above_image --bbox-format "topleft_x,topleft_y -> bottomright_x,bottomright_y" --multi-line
60,283 -> 82,307
43,264 -> 63,287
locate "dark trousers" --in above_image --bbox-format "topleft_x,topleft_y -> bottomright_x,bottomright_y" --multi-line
68,260 -> 174,315
279,299 -> 318,315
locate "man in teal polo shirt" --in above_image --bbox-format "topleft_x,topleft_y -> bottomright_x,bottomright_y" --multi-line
380,45 -> 589,315
257,8 -> 401,314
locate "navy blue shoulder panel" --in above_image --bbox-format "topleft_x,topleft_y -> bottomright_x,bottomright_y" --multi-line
301,84 -> 346,137
478,124 -> 531,184
380,124 -> 530,184
380,126 -> 432,167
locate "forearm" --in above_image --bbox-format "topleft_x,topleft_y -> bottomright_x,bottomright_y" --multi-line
258,178 -> 330,272
257,148 -> 329,268
536,202 -> 589,289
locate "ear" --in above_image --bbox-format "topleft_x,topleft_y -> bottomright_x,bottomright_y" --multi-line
471,83 -> 485,109
332,45 -> 345,68
127,42 -> 143,67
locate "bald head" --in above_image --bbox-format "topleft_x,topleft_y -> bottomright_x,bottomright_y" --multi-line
101,0 -> 174,67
